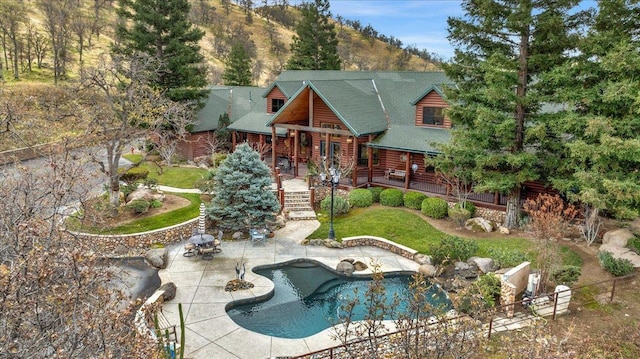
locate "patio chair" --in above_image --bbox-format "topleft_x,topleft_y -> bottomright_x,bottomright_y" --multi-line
183,238 -> 197,257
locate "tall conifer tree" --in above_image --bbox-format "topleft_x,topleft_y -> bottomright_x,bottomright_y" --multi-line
286,0 -> 341,70
549,0 -> 640,220
223,43 -> 253,86
113,0 -> 208,102
438,0 -> 582,228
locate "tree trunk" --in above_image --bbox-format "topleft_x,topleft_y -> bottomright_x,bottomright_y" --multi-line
504,187 -> 521,229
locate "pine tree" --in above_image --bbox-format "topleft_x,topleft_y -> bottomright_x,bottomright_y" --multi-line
223,43 -> 253,86
286,0 -> 341,70
438,0 -> 582,228
206,143 -> 281,232
549,0 -> 640,220
113,0 -> 208,102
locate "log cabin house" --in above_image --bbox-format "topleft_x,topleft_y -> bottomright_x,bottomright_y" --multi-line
180,71 -> 552,210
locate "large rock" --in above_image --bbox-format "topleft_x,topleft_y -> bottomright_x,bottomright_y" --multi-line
602,228 -> 635,247
464,217 -> 495,233
418,264 -> 438,277
629,218 -> 640,237
145,248 -> 168,269
468,257 -> 497,273
414,254 -> 433,265
353,261 -> 368,271
158,282 -> 177,301
126,188 -> 165,204
232,231 -> 245,240
323,239 -> 344,249
336,261 -> 354,276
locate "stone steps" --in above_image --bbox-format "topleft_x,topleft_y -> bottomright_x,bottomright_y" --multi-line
283,189 -> 315,220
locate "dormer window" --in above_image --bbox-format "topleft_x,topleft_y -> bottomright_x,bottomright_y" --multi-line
422,107 -> 444,125
271,98 -> 284,113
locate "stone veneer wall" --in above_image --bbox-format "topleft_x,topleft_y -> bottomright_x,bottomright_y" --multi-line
446,201 -> 506,225
67,218 -> 199,257
342,236 -> 418,260
500,261 -> 531,318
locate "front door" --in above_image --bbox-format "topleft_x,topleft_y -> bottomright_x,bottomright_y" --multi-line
320,141 -> 341,168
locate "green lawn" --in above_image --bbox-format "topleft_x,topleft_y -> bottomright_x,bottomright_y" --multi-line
78,192 -> 202,235
310,206 -> 580,266
132,162 -> 209,188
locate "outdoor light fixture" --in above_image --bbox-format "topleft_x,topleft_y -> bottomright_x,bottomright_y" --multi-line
411,163 -> 418,173
319,166 -> 341,240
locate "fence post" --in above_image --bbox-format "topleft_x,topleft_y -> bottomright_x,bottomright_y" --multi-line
552,292 -> 559,320
611,278 -> 617,302
487,316 -> 493,339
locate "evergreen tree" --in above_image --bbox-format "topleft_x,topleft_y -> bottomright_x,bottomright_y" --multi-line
438,0 -> 582,228
206,143 -> 281,232
215,112 -> 232,150
223,43 -> 253,86
286,0 -> 341,70
113,0 -> 208,102
549,0 -> 640,220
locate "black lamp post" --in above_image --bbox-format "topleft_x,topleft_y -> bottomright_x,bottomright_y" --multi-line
320,166 -> 341,240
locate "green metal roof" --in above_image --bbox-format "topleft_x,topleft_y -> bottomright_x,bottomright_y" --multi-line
193,86 -> 265,132
368,124 -> 451,154
228,112 -> 287,135
307,79 -> 388,136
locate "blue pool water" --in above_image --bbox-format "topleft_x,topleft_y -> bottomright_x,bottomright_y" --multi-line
226,260 -> 451,339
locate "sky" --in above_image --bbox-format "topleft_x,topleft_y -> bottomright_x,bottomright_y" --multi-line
306,0 -> 598,61
327,0 -> 463,60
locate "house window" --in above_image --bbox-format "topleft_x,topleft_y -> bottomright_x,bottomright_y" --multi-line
422,107 -> 444,125
321,123 -> 342,138
271,98 -> 284,113
358,144 -> 379,165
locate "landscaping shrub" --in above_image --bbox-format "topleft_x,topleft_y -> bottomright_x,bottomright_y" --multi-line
597,251 -> 635,277
475,274 -> 501,307
421,197 -> 448,219
368,187 -> 383,202
454,201 -> 476,217
430,236 -> 479,265
119,183 -> 138,198
488,247 -> 529,268
211,153 -> 227,167
523,193 -> 578,240
448,207 -> 471,228
126,199 -> 151,214
550,265 -> 581,286
627,236 -> 640,255
150,199 -> 163,209
348,189 -> 373,207
320,195 -> 350,215
143,178 -> 158,189
121,167 -> 149,184
380,188 -> 404,207
403,191 -> 427,210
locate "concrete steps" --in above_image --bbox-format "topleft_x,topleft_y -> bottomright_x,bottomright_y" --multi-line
284,190 -> 316,220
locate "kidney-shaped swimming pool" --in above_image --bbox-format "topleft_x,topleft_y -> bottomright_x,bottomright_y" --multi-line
225,259 -> 451,339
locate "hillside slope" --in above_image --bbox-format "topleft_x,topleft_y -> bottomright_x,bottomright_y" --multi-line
2,0 -> 439,87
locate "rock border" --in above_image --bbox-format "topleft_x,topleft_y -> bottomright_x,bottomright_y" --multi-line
342,236 -> 418,260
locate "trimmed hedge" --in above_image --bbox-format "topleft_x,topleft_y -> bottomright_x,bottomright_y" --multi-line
126,199 -> 151,214
320,196 -> 350,215
454,201 -> 476,217
421,197 -> 448,219
121,167 -> 149,184
404,191 -> 427,210
380,188 -> 404,207
448,207 -> 471,227
368,187 -> 384,202
348,189 -> 373,207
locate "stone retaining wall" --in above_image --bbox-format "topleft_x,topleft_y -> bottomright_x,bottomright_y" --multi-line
67,218 -> 199,256
500,262 -> 531,318
342,236 -> 418,260
475,207 -> 506,225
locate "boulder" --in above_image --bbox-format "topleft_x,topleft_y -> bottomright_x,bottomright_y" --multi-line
602,228 -> 634,247
323,240 -> 344,249
126,188 -> 165,204
498,226 -> 510,235
342,258 -> 355,263
158,282 -> 177,301
336,261 -> 355,276
145,248 -> 168,269
414,254 -> 433,265
629,218 -> 640,237
455,261 -> 478,279
353,261 -> 368,271
468,257 -> 497,273
232,231 -> 245,240
418,264 -> 438,277
464,217 -> 494,233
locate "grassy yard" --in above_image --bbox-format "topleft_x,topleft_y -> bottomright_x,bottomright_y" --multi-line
76,192 -> 202,235
311,206 -> 581,267
122,156 -> 209,189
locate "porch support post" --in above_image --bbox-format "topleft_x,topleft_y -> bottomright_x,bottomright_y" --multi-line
271,126 -> 277,169
404,152 -> 411,189
293,129 -> 299,177
324,132 -> 330,159
231,131 -> 237,151
352,137 -> 357,186
494,191 -> 500,205
259,134 -> 265,160
367,135 -> 373,182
